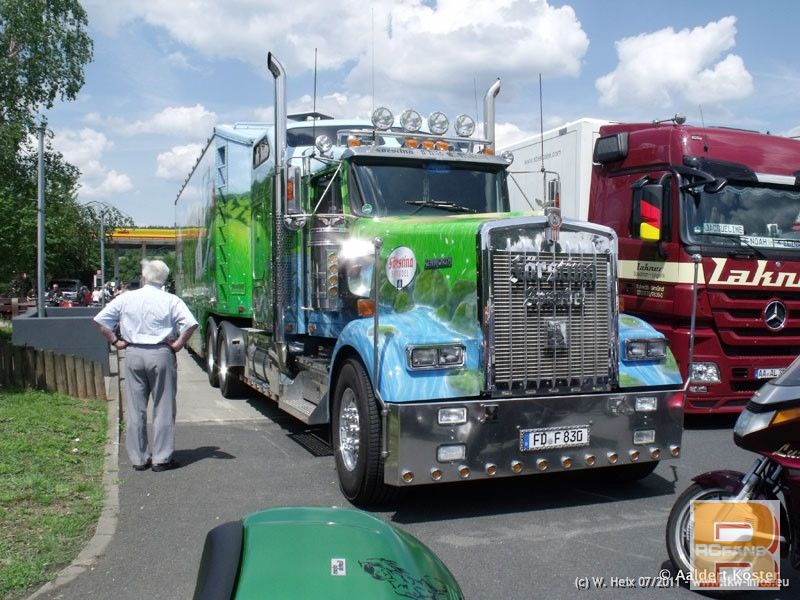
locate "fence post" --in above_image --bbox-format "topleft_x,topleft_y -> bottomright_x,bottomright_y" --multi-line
93,360 -> 107,401
12,346 -> 24,388
44,350 -> 56,392
65,355 -> 78,397
75,357 -> 87,399
24,347 -> 36,388
84,359 -> 96,398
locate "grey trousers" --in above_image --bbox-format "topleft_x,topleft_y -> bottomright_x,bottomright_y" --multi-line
124,345 -> 177,466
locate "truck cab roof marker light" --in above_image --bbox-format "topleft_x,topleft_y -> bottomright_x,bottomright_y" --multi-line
404,138 -> 420,149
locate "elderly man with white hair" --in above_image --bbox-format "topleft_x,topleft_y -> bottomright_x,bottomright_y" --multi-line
94,259 -> 198,472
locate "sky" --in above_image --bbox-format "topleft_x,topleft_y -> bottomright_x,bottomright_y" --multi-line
46,0 -> 800,226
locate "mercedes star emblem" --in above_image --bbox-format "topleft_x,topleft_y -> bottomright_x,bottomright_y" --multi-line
764,300 -> 788,331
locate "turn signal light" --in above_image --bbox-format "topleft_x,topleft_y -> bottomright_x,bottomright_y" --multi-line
485,463 -> 497,476
458,466 -> 470,479
561,457 -> 573,469
670,445 -> 680,457
607,452 -> 618,464
401,470 -> 414,483
536,458 -> 548,471
435,141 -> 449,151
649,448 -> 661,459
482,148 -> 495,155
422,140 -> 435,150
430,468 -> 443,481
511,460 -> 523,474
629,450 -> 640,462
584,454 -> 596,466
771,406 -> 800,426
356,299 -> 375,317
404,138 -> 420,149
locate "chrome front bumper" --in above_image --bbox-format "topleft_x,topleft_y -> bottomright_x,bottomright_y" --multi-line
383,387 -> 683,486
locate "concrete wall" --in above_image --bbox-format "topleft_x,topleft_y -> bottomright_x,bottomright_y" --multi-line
12,307 -> 110,375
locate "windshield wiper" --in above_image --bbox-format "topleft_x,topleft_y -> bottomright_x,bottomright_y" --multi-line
695,231 -> 766,258
405,199 -> 476,214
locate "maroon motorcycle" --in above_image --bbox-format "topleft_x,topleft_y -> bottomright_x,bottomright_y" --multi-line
666,354 -> 800,577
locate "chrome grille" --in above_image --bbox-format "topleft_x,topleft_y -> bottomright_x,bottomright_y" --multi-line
490,248 -> 612,394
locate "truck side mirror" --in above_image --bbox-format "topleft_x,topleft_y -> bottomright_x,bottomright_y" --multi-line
633,183 -> 664,242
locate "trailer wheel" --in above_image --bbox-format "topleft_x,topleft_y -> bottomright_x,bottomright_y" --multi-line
217,327 -> 245,399
332,358 -> 393,506
205,324 -> 219,388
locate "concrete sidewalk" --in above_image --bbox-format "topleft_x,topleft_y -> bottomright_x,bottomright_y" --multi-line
29,349 -> 336,600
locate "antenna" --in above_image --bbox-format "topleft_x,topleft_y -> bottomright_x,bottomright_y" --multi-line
474,76 -> 479,126
539,73 -> 546,204
312,48 -> 318,144
698,104 -> 705,128
371,8 -> 375,116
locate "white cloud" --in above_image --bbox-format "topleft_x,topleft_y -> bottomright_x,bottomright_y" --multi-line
255,93 -> 377,122
495,122 -> 537,148
122,104 -> 217,138
596,16 -> 753,108
156,144 -> 204,180
53,127 -> 133,198
83,0 -> 588,99
80,170 -> 134,197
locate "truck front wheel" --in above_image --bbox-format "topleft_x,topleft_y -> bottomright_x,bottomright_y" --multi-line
332,358 -> 392,506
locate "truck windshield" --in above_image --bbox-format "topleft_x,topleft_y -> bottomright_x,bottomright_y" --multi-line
682,183 -> 800,253
351,160 -> 508,216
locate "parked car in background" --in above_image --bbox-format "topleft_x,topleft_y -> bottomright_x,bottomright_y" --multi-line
46,279 -> 82,302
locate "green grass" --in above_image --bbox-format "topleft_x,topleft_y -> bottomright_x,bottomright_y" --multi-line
0,388 -> 107,599
0,321 -> 11,344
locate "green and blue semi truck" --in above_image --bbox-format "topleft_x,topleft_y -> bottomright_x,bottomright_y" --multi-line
175,53 -> 684,504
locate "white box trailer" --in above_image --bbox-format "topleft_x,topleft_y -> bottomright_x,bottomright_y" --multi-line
500,118 -> 611,220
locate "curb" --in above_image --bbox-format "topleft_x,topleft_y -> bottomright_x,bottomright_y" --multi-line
26,360 -> 121,599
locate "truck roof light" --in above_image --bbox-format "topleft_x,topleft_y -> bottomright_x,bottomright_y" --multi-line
347,135 -> 362,147
435,141 -> 449,151
501,150 -> 514,165
454,114 -> 475,137
404,138 -> 420,149
315,134 -> 333,153
428,111 -> 449,135
482,147 -> 495,155
371,107 -> 394,130
399,109 -> 422,133
422,140 -> 435,150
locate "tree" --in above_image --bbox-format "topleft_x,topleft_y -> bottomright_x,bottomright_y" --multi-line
0,1 -> 96,293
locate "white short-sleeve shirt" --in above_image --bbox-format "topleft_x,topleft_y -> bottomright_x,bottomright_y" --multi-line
93,283 -> 198,344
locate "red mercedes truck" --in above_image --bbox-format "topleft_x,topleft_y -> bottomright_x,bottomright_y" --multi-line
503,118 -> 800,413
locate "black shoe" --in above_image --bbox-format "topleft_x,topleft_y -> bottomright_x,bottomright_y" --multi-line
132,459 -> 151,471
152,460 -> 179,472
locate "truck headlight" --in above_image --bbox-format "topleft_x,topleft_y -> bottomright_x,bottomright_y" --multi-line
690,361 -> 721,383
407,345 -> 465,370
625,339 -> 667,361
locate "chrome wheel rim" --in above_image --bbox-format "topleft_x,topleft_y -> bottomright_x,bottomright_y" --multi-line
218,340 -> 228,385
206,333 -> 215,374
338,389 -> 360,472
672,488 -> 729,573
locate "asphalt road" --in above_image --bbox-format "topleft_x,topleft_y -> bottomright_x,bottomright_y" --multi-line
33,351 -> 799,600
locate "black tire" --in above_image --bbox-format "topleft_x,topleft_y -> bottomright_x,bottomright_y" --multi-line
666,483 -> 734,580
604,461 -> 659,483
332,358 -> 393,506
205,324 -> 219,388
218,327 -> 246,399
